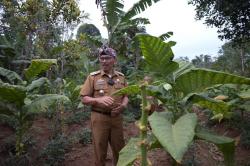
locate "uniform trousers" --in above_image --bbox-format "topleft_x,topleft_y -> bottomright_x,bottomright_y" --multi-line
91,111 -> 125,166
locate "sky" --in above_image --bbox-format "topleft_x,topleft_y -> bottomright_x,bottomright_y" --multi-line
79,0 -> 225,60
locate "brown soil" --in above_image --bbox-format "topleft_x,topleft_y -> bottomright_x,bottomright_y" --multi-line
0,109 -> 250,166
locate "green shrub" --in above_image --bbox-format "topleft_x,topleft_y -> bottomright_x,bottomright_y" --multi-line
41,135 -> 69,166
123,108 -> 136,123
78,128 -> 92,145
0,153 -> 31,166
65,110 -> 90,125
0,115 -> 18,129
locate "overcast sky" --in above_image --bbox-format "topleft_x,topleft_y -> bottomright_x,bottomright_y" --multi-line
79,0 -> 225,60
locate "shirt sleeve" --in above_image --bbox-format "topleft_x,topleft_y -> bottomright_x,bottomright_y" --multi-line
80,75 -> 94,97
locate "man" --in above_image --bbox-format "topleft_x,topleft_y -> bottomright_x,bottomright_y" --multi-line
80,46 -> 129,166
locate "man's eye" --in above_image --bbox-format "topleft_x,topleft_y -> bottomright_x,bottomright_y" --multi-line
100,57 -> 111,61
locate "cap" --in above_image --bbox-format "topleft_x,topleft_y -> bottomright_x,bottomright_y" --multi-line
98,46 -> 116,57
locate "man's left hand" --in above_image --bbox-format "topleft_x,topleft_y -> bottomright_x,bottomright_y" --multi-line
111,104 -> 126,117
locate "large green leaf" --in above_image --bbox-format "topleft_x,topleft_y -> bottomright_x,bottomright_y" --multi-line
26,94 -> 70,113
149,112 -> 197,163
70,85 -> 81,101
26,77 -> 51,92
146,84 -> 172,103
101,0 -> 124,27
112,85 -> 141,96
0,101 -> 15,116
117,138 -> 140,166
82,34 -> 103,47
187,94 -> 232,121
158,32 -> 174,41
148,133 -> 162,149
0,45 -> 15,57
24,59 -> 57,81
173,60 -> 195,80
238,88 -> 250,99
0,82 -> 26,107
238,101 -> 250,111
0,67 -> 23,84
136,34 -> 179,77
121,0 -> 160,22
195,128 -> 235,166
117,134 -> 162,166
174,68 -> 250,96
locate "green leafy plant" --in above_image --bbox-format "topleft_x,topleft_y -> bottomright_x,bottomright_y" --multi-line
202,84 -> 250,121
41,135 -> 69,166
78,128 -> 92,145
114,34 -> 250,166
0,59 -> 70,156
65,111 -> 90,125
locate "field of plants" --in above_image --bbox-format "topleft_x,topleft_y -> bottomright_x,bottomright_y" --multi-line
1,0 -> 250,166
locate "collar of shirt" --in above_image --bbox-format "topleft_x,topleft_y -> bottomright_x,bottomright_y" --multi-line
100,70 -> 119,78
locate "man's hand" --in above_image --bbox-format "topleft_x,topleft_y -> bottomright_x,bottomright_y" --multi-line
96,96 -> 114,107
111,104 -> 126,117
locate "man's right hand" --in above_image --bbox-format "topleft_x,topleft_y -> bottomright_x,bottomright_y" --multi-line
96,96 -> 114,107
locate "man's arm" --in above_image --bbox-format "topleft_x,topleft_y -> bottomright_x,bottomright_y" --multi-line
111,95 -> 129,116
81,95 -> 114,107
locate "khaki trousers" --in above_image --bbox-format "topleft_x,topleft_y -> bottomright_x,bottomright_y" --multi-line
91,112 -> 125,166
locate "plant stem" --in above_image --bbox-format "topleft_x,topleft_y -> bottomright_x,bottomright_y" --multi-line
16,110 -> 24,156
140,84 -> 148,166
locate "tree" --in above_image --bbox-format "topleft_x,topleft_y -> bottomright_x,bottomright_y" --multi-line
76,23 -> 101,39
191,54 -> 213,68
188,0 -> 250,43
95,0 -> 159,52
0,0 -> 83,59
212,41 -> 250,76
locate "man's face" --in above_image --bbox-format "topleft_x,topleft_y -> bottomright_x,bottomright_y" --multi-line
99,54 -> 116,72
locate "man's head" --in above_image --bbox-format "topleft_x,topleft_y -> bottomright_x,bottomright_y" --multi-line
98,46 -> 117,73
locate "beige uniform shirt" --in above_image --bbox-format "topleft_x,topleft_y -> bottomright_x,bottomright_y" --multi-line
80,70 -> 126,112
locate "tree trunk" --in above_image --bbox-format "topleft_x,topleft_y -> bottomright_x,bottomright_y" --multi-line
240,47 -> 245,75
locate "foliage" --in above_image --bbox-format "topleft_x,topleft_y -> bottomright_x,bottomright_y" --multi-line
65,111 -> 90,125
76,23 -> 101,39
118,138 -> 140,166
137,34 -> 178,78
212,41 -> 250,76
78,128 -> 92,145
149,112 -> 197,162
26,77 -> 51,93
0,0 -> 84,59
123,108 -> 137,123
226,112 -> 250,149
191,54 -> 213,68
201,84 -> 250,121
41,135 -> 69,166
0,67 -> 23,84
96,0 -> 161,73
195,128 -> 235,166
188,0 -> 250,43
24,59 -> 57,81
0,60 -> 71,156
115,34 -> 250,166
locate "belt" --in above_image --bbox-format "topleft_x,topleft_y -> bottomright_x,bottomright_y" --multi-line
92,109 -> 111,116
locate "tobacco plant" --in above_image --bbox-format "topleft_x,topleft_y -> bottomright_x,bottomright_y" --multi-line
114,34 -> 250,166
0,59 -> 70,156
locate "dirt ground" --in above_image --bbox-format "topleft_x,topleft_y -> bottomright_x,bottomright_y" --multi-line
1,109 -> 250,166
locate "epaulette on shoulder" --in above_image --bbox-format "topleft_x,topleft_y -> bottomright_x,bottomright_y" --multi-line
116,71 -> 124,76
90,70 -> 101,76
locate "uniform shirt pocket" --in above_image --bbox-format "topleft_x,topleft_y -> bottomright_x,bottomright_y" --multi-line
94,81 -> 108,97
114,79 -> 125,89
